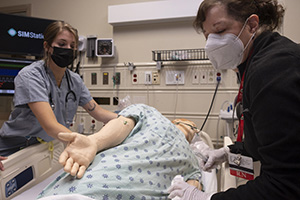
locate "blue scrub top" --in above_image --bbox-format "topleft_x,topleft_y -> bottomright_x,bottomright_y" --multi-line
0,60 -> 92,142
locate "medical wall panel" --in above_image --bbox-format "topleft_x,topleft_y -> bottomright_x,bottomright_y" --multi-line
75,62 -> 239,146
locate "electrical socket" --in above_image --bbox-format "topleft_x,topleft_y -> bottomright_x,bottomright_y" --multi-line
192,71 -> 199,85
200,70 -> 208,84
132,72 -> 138,84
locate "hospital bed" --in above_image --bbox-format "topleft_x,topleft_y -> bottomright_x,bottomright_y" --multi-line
0,140 -> 64,200
0,132 -> 252,200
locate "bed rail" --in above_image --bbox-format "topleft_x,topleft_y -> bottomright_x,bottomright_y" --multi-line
0,140 -> 64,200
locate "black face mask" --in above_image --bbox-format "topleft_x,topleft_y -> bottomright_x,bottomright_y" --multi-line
51,46 -> 77,68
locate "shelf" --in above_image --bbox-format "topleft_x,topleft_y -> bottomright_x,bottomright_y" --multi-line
152,48 -> 208,62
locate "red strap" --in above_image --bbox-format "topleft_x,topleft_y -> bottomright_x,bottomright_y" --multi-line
237,115 -> 244,142
236,74 -> 245,142
235,70 -> 246,142
236,48 -> 254,142
236,74 -> 245,103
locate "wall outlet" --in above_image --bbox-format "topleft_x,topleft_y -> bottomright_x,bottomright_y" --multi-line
200,70 -> 208,84
132,72 -> 138,84
192,71 -> 199,85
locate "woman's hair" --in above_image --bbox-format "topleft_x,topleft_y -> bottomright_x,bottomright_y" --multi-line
42,21 -> 78,61
193,0 -> 285,33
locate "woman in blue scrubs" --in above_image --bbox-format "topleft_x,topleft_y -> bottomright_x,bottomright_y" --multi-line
0,21 -> 117,166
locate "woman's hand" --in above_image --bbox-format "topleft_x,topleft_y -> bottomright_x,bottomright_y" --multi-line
58,132 -> 98,179
168,179 -> 213,200
0,156 -> 8,171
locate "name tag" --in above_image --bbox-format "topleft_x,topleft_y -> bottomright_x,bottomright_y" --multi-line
228,152 -> 254,180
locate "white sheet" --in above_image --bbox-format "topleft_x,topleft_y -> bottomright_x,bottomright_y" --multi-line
38,194 -> 94,200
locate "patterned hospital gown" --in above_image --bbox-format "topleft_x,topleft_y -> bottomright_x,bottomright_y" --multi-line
38,104 -> 201,200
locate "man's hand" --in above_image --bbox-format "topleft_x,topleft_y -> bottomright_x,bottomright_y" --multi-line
58,132 -> 98,178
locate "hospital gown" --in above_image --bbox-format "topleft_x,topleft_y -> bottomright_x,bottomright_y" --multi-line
38,104 -> 201,200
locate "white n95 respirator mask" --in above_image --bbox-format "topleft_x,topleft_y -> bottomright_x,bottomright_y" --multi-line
205,33 -> 244,70
205,17 -> 255,70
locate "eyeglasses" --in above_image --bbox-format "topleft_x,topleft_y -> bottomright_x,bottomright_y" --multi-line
175,121 -> 200,133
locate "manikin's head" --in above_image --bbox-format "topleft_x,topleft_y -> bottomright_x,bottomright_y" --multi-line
172,118 -> 199,143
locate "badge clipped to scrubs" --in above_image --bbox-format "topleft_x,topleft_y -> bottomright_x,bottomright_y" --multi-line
228,142 -> 254,180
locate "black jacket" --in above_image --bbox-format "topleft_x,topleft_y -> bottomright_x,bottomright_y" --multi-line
212,31 -> 300,200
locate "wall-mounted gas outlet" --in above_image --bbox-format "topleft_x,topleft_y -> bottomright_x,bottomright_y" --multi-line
113,72 -> 121,85
145,71 -> 152,85
208,70 -> 215,84
166,70 -> 185,85
103,72 -> 109,85
78,117 -> 85,134
90,118 -> 97,134
152,71 -> 160,85
91,72 -> 97,85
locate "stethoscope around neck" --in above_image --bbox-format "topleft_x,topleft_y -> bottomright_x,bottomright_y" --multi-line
48,69 -> 77,112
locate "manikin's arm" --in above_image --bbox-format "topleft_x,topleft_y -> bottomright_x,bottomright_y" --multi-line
58,116 -> 135,178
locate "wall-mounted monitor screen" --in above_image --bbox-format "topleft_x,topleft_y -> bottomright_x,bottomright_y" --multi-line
0,13 -> 55,57
0,58 -> 34,95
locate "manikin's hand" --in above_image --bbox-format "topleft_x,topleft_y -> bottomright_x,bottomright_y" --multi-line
58,132 -> 98,179
191,141 -> 229,171
168,179 -> 213,200
0,156 -> 8,171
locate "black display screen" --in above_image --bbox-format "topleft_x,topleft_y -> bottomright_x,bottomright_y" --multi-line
0,58 -> 34,95
0,13 -> 55,57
